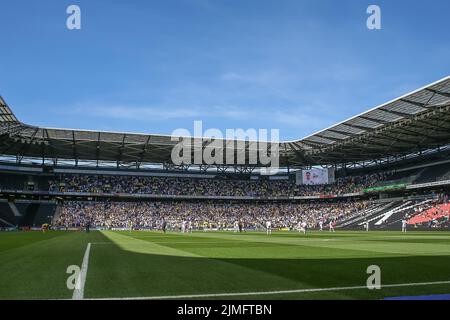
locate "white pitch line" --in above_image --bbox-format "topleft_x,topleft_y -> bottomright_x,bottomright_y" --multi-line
88,280 -> 450,300
72,243 -> 91,300
90,241 -> 240,245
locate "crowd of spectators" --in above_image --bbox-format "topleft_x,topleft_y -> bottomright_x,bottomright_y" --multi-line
49,171 -> 391,197
55,200 -> 370,230
407,193 -> 450,228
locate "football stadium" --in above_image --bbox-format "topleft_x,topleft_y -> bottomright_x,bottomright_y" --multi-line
1,76 -> 450,301
1,1 -> 450,309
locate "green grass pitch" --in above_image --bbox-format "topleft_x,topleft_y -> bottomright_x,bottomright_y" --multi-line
1,230 -> 450,300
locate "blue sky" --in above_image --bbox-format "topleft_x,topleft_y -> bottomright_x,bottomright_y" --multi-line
0,0 -> 449,140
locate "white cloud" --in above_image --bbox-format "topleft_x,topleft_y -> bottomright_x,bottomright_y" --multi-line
70,103 -> 333,132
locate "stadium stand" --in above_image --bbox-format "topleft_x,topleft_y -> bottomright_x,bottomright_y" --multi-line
1,77 -> 450,230
45,172 -> 390,197
337,201 -> 400,229
55,200 -> 369,230
0,201 -> 17,227
414,162 -> 450,184
0,200 -> 55,228
408,203 -> 450,225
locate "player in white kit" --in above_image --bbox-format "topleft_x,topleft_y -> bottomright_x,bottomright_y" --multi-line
301,221 -> 307,235
319,220 -> 323,231
365,221 -> 369,232
234,220 -> 239,233
266,221 -> 272,235
401,219 -> 407,232
329,221 -> 335,232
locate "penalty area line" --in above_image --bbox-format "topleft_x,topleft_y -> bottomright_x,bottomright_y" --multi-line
72,243 -> 91,300
88,280 -> 450,300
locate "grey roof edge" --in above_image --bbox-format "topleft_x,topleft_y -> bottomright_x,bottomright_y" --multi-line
1,75 -> 449,146
284,75 -> 450,144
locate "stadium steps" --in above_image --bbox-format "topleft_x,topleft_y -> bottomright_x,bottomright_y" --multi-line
8,202 -> 22,217
373,201 -> 414,226
337,202 -> 396,229
366,201 -> 418,229
383,210 -> 414,230
52,205 -> 62,224
358,202 -> 405,229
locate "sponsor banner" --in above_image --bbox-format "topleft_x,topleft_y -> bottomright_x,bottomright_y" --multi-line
342,192 -> 362,197
406,179 -> 450,190
292,195 -> 321,200
319,194 -> 337,199
292,193 -> 360,200
363,183 -> 406,193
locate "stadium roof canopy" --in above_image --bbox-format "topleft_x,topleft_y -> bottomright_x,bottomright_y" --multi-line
1,76 -> 450,170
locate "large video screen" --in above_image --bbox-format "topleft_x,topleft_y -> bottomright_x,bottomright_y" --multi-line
300,168 -> 331,185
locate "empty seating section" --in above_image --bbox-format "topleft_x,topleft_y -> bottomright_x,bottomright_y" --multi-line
376,168 -> 423,186
0,201 -> 56,227
414,162 -> 450,184
0,172 -> 51,191
0,201 -> 17,226
337,202 -> 393,228
374,199 -> 434,226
